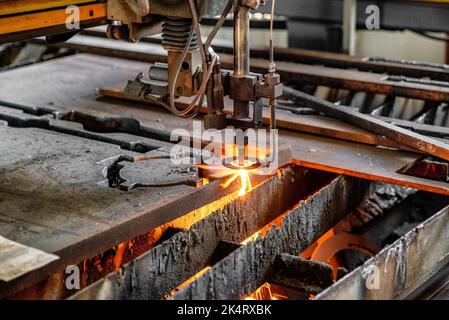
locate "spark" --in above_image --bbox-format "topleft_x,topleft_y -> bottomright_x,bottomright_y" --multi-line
197,164 -> 254,197
238,169 -> 251,197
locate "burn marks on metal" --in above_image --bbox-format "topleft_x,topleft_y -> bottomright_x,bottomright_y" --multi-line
171,175 -> 374,300
317,197 -> 449,300
72,170 -> 375,300
71,167 -> 336,299
270,254 -> 334,295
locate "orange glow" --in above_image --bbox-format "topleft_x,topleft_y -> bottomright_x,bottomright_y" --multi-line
113,242 -> 127,271
166,267 -> 212,298
244,283 -> 288,300
238,170 -> 252,196
196,142 -> 274,198
196,163 -> 256,198
301,228 -> 340,279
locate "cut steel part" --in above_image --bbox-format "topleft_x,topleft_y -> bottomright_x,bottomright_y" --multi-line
283,86 -> 449,162
250,47 -> 449,82
289,132 -> 449,196
316,203 -> 449,300
0,105 -> 173,153
376,115 -> 449,139
170,175 -> 377,300
310,232 -> 380,265
269,254 -> 334,295
70,166 -> 336,300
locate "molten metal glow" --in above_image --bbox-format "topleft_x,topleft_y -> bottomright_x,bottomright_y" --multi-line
244,283 -> 288,300
197,163 -> 256,198
238,170 -> 251,196
196,143 -> 274,197
166,266 -> 212,298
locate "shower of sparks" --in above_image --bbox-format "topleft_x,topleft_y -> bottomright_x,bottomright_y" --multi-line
196,164 -> 256,197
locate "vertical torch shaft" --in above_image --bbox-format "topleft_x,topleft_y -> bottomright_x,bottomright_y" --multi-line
233,3 -> 250,119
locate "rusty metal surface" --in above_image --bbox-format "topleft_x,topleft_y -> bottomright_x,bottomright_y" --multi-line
377,116 -> 449,139
317,204 -> 449,300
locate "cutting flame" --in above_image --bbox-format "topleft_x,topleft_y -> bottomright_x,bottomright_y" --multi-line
196,143 -> 271,197
244,283 -> 288,300
238,169 -> 251,196
197,164 -> 255,197
219,168 -> 253,197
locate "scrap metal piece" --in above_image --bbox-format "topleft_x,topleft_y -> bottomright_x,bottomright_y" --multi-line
310,232 -> 379,266
316,204 -> 449,300
365,56 -> 449,72
270,254 -> 334,295
398,157 -> 449,182
99,150 -> 203,191
0,236 -> 59,282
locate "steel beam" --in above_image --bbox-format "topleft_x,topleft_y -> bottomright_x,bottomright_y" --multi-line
170,175 -> 376,300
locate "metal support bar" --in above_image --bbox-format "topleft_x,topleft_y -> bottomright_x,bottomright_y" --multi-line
233,3 -> 251,119
343,0 -> 357,55
283,86 -> 449,162
170,176 -> 376,300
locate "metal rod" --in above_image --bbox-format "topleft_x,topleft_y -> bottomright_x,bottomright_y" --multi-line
342,0 -> 357,56
233,3 -> 250,119
270,98 -> 277,129
234,4 -> 250,76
